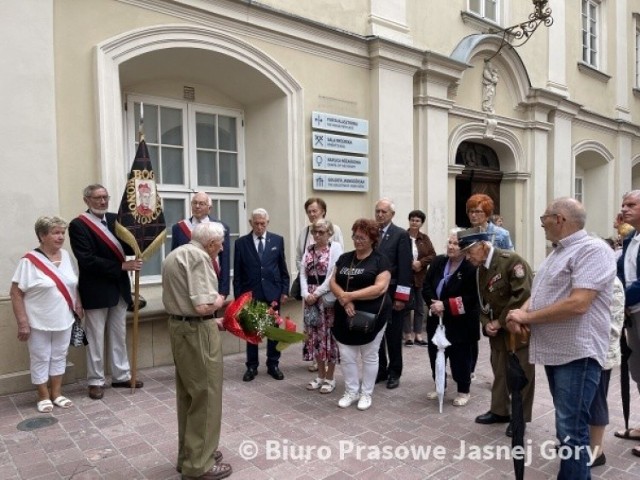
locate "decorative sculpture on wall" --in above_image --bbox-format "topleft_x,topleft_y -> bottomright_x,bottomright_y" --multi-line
482,60 -> 499,114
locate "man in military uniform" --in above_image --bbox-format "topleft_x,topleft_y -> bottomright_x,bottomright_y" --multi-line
458,227 -> 535,437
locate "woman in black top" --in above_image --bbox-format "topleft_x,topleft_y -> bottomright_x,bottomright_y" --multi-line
330,218 -> 391,411
422,229 -> 480,407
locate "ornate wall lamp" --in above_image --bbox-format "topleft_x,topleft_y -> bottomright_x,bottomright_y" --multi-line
487,0 -> 554,59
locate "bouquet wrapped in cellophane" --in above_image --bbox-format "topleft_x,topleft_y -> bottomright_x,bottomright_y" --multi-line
223,292 -> 305,351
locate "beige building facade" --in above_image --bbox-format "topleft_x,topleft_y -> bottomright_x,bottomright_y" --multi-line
1,0 -> 639,394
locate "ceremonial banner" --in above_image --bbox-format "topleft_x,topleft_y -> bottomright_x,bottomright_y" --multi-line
114,138 -> 165,392
115,140 -> 166,259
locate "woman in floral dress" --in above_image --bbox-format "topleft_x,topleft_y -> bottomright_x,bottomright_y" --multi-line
301,218 -> 343,393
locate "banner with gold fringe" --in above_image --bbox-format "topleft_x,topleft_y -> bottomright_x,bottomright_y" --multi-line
114,137 -> 166,392
115,139 -> 166,260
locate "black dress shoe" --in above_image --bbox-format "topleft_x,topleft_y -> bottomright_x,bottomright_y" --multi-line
375,371 -> 388,384
505,422 -> 526,437
267,367 -> 284,380
475,411 -> 511,424
242,368 -> 257,382
590,452 -> 606,467
112,379 -> 144,388
386,376 -> 400,389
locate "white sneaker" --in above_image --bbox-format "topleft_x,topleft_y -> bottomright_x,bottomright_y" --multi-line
357,393 -> 372,411
452,393 -> 470,407
426,391 -> 439,400
338,391 -> 360,408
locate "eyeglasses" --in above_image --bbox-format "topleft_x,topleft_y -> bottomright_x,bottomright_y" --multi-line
467,209 -> 485,215
191,201 -> 209,207
539,213 -> 559,222
540,213 -> 560,223
351,235 -> 369,242
89,195 -> 110,201
311,230 -> 327,235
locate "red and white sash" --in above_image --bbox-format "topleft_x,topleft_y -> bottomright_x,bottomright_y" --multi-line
78,213 -> 125,262
178,219 -> 192,240
23,251 -> 76,310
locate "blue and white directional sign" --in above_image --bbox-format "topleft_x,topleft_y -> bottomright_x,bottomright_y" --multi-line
312,132 -> 368,155
313,173 -> 369,192
312,111 -> 369,136
312,153 -> 368,173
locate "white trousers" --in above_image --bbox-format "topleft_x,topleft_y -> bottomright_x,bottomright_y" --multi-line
336,327 -> 386,396
84,298 -> 131,386
28,326 -> 72,385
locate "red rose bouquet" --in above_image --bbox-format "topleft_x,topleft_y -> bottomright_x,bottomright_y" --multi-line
223,292 -> 305,351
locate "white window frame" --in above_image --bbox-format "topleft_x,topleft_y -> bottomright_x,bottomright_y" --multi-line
581,0 -> 600,69
468,0 -> 500,24
574,177 -> 584,203
125,93 -> 246,283
635,19 -> 640,88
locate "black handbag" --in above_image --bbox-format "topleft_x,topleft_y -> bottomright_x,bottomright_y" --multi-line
127,294 -> 147,312
290,275 -> 302,300
291,227 -> 311,301
348,310 -> 377,333
344,253 -> 385,333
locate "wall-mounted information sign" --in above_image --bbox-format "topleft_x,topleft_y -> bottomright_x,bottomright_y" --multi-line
312,153 -> 368,173
311,111 -> 369,136
313,173 -> 369,192
312,132 -> 368,155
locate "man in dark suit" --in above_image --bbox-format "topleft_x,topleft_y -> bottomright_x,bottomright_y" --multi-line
69,184 -> 144,400
171,191 -> 231,298
374,198 -> 413,389
233,208 -> 290,382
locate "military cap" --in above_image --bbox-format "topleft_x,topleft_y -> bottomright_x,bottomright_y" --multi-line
457,227 -> 490,251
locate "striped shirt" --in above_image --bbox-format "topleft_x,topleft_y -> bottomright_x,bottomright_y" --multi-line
529,230 -> 615,367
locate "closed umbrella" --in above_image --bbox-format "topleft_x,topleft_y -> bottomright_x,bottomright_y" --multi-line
431,314 -> 451,413
507,332 -> 529,480
620,327 -> 632,432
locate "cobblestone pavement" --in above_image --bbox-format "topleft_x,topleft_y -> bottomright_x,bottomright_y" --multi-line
1,340 -> 639,479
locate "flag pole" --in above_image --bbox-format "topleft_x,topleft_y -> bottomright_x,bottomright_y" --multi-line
130,269 -> 140,393
130,103 -> 144,394
116,101 -> 165,395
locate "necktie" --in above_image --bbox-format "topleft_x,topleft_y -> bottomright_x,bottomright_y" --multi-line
101,220 -> 107,227
258,236 -> 264,259
213,257 -> 221,277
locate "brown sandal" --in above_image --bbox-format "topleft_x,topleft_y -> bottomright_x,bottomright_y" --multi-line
615,428 -> 640,441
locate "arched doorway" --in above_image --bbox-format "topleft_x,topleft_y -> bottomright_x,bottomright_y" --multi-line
455,141 -> 503,227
